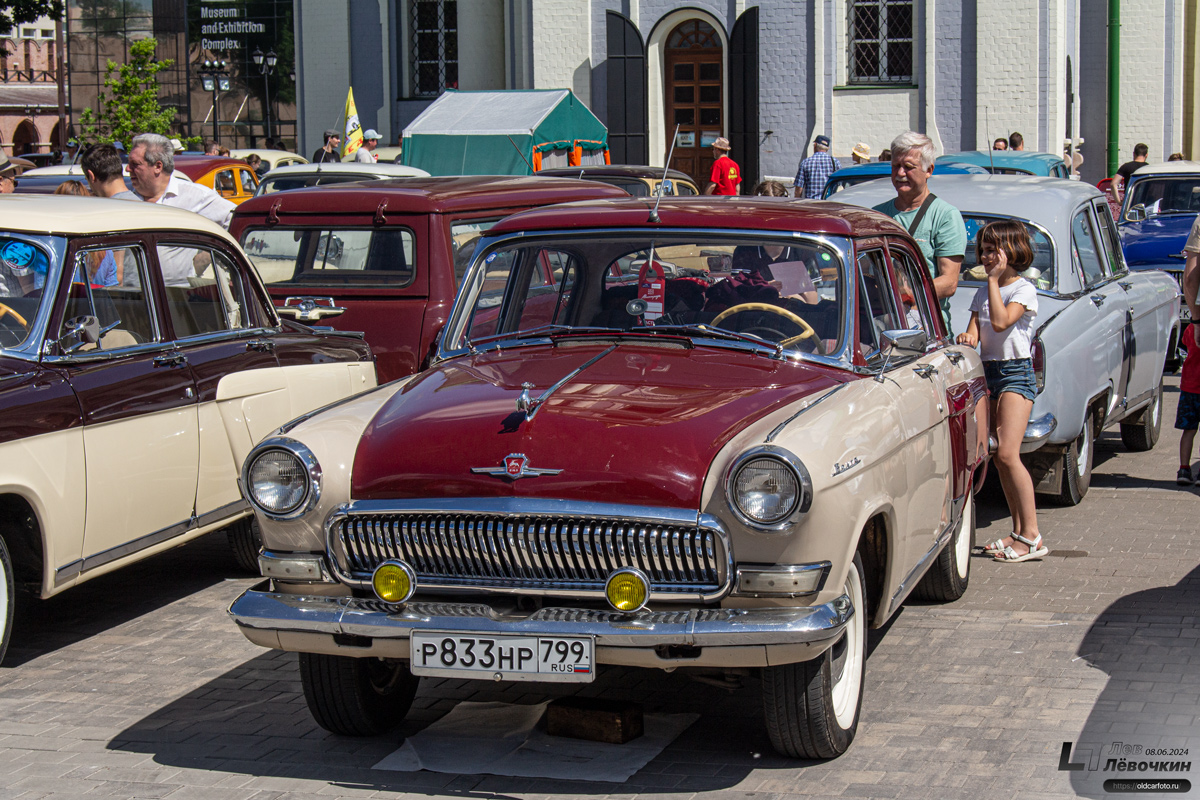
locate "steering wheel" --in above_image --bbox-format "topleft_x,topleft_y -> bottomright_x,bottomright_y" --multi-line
711,302 -> 818,346
0,302 -> 28,328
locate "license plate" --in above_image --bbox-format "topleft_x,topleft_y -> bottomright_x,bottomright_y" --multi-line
410,631 -> 595,683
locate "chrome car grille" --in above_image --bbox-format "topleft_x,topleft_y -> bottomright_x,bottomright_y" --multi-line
327,510 -> 729,597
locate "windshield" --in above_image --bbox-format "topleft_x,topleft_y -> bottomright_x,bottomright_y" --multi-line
1126,177 -> 1200,218
449,233 -> 846,358
959,216 -> 1055,290
0,235 -> 59,350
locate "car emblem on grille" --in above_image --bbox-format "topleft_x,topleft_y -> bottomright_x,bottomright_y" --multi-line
471,453 -> 563,480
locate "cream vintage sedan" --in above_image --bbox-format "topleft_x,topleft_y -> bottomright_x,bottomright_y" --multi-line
229,197 -> 987,759
0,195 -> 376,665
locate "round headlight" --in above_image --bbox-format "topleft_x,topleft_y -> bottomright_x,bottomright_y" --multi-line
373,561 -> 416,603
732,457 -> 801,525
247,449 -> 310,515
605,568 -> 650,613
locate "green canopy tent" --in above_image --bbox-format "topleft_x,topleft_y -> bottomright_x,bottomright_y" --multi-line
401,89 -> 609,176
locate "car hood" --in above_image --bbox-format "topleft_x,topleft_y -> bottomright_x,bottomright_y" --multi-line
1120,214 -> 1196,267
350,342 -> 847,508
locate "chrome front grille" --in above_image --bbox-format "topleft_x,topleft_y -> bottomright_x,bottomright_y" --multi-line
326,507 -> 729,599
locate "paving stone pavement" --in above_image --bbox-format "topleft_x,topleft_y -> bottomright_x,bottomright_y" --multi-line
1,377 -> 1197,800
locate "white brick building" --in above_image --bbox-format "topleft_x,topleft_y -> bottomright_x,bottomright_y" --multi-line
295,0 -> 1192,187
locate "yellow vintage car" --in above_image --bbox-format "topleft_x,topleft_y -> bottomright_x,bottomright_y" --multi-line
173,155 -> 259,204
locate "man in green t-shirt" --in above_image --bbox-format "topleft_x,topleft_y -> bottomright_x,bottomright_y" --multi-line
872,131 -> 967,328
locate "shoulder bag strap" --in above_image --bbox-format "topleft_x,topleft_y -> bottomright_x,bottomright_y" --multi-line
906,193 -> 938,235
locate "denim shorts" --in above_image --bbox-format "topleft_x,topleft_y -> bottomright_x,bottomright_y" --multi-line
1175,390 -> 1200,431
983,358 -> 1037,402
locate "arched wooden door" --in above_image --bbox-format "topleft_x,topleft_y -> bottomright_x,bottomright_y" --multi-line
12,120 -> 38,156
665,20 -> 723,185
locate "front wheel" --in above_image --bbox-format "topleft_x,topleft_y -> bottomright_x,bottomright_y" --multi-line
299,653 -> 420,736
1049,409 -> 1094,507
0,537 -> 12,666
912,489 -> 974,602
225,516 -> 263,574
1120,379 -> 1162,452
762,554 -> 866,759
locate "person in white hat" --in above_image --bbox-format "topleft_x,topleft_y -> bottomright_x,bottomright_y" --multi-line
169,138 -> 185,154
851,142 -> 872,164
0,152 -> 19,194
354,129 -> 381,163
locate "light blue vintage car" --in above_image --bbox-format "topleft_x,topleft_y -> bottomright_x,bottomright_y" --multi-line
935,151 -> 1072,178
837,175 -> 1180,505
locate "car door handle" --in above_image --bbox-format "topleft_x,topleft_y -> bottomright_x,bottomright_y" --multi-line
1118,281 -> 1133,291
277,296 -> 346,322
1091,294 -> 1106,307
945,350 -> 965,366
247,338 -> 276,353
912,364 -> 938,379
153,352 -> 187,368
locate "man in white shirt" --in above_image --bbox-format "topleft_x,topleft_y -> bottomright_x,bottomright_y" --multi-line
128,133 -> 236,285
354,129 -> 380,163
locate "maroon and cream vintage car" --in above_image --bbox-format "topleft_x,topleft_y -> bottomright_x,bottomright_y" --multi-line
229,197 -> 988,759
229,177 -> 629,384
0,195 -> 376,665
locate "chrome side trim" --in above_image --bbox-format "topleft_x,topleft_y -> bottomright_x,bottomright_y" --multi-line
1021,413 -> 1058,453
54,499 -> 250,586
766,382 -> 847,442
229,581 -> 853,649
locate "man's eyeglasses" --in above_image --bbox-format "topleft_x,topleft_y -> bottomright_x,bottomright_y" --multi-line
0,175 -> 18,187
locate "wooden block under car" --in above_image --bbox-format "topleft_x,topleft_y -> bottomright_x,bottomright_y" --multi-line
546,697 -> 644,744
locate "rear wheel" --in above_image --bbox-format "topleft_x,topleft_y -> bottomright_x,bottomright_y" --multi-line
912,490 -> 974,602
1120,379 -> 1162,452
226,516 -> 263,574
762,554 -> 865,759
299,653 -> 420,736
1050,409 -> 1094,506
0,537 -> 11,666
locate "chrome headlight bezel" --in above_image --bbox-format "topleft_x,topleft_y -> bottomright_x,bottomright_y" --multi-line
724,445 -> 812,532
241,437 -> 323,520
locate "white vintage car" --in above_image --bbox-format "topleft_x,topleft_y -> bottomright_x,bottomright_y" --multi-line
228,197 -> 988,759
0,196 -> 377,665
838,175 -> 1180,505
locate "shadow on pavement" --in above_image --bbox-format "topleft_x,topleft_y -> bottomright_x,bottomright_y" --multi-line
4,532 -> 248,668
1068,564 -> 1200,798
106,624 -> 903,794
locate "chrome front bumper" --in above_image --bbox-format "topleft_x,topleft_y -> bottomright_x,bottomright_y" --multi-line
228,581 -> 852,649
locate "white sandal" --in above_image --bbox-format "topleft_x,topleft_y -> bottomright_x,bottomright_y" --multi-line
982,534 -> 1014,553
993,533 -> 1048,562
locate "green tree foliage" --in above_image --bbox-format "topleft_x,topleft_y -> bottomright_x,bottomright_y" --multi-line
0,1 -> 63,43
78,38 -> 175,150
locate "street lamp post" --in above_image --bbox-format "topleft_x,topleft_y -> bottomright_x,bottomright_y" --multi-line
251,48 -> 278,145
198,59 -> 230,144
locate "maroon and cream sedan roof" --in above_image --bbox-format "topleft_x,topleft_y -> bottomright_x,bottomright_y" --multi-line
486,197 -> 911,238
233,175 -> 630,218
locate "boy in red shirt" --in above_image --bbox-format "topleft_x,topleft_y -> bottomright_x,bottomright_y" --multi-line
705,137 -> 741,196
1176,323 -> 1200,484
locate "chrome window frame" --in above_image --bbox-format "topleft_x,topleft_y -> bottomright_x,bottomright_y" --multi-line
435,227 -> 858,372
0,233 -> 67,362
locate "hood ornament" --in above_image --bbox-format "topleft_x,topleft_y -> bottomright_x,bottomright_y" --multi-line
472,453 -> 563,480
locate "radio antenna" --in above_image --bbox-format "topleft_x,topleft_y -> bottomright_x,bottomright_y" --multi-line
648,124 -> 681,223
986,106 -> 994,172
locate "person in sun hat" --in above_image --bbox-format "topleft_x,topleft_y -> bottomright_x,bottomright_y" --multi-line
851,142 -> 872,164
704,136 -> 741,195
793,134 -> 837,199
0,152 -> 19,194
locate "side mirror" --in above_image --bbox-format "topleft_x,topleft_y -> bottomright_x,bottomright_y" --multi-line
659,179 -> 673,196
59,315 -> 100,353
1127,204 -> 1147,222
880,328 -> 928,358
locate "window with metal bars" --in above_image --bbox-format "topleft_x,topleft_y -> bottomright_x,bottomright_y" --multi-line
411,0 -> 458,98
848,0 -> 913,84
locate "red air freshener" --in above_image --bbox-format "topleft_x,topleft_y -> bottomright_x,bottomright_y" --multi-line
638,260 -> 666,322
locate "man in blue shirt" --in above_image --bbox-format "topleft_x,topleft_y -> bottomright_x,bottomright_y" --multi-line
793,135 -> 838,199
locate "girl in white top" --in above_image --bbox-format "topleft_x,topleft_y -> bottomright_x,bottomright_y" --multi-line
957,220 -> 1047,562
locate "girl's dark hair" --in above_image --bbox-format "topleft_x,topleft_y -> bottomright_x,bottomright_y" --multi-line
976,219 -> 1035,272
752,179 -> 789,197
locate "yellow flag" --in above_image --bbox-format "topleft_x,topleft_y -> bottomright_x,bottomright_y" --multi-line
342,88 -> 362,158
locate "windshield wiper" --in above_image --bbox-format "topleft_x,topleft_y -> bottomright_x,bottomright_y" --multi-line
631,323 -> 783,357
467,324 -> 621,349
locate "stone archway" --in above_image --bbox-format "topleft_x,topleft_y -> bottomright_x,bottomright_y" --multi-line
12,119 -> 39,155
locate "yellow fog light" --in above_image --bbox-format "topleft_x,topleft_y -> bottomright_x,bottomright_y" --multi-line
372,561 -> 416,604
605,568 -> 650,613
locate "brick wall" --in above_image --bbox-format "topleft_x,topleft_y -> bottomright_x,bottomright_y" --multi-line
531,0 -> 593,105
758,0 -> 811,181
976,0 -> 1042,151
